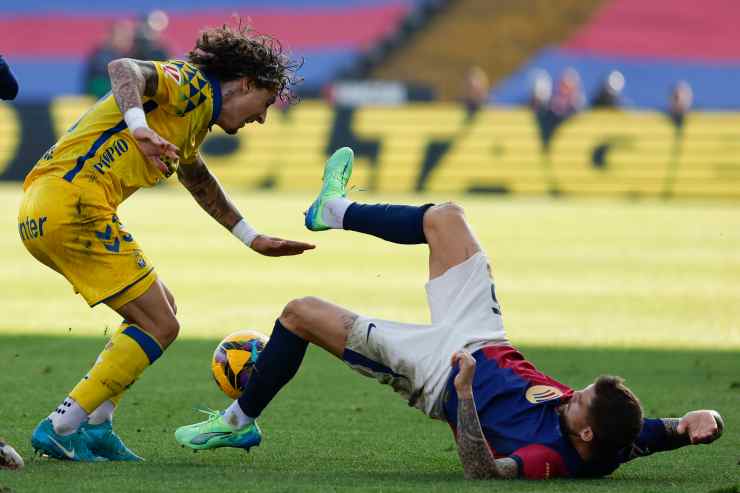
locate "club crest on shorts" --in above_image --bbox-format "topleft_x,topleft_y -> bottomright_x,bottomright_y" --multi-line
525,385 -> 564,404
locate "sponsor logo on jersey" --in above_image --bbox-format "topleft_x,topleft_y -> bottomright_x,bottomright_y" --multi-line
92,138 -> 129,175
525,385 -> 564,404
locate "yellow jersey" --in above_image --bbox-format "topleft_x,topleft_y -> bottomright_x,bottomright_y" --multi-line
24,60 -> 222,207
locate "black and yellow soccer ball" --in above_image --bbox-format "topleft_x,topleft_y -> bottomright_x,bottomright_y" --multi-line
211,329 -> 269,399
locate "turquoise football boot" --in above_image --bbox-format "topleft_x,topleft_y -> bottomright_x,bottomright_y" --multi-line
175,409 -> 262,452
31,418 -> 102,462
82,420 -> 143,461
305,147 -> 354,231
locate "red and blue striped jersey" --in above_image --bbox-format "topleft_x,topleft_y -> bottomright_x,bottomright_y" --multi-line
444,345 -> 669,479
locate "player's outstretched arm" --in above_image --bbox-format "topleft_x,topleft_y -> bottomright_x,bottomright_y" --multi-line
178,154 -> 315,257
108,58 -> 179,173
622,410 -> 724,462
452,351 -> 519,480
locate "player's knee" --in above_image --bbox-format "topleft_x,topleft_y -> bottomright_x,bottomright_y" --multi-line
280,297 -> 320,333
162,285 -> 177,315
167,295 -> 177,315
280,298 -> 306,330
424,202 -> 466,232
156,315 -> 180,347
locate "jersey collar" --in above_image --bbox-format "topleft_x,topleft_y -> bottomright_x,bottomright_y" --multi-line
204,72 -> 223,128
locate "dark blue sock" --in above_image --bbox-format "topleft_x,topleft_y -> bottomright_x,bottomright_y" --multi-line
238,319 -> 308,418
343,202 -> 434,244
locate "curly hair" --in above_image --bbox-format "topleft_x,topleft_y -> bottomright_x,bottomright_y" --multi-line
188,21 -> 301,103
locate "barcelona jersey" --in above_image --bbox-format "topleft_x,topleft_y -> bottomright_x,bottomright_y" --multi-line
444,345 -> 669,479
24,60 -> 222,208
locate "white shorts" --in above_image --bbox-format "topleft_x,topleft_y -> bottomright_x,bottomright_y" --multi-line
343,251 -> 507,419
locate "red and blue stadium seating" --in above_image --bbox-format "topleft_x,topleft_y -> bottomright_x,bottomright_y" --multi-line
1,0 -> 425,101
491,0 -> 740,109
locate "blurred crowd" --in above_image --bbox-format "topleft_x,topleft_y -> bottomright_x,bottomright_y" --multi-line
84,10 -> 171,98
459,64 -> 694,133
527,67 -> 693,124
59,10 -> 700,129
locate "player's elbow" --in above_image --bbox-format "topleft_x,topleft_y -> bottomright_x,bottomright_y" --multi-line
107,58 -> 135,78
107,58 -> 124,74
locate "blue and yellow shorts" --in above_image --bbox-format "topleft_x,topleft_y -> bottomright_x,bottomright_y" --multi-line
18,176 -> 156,310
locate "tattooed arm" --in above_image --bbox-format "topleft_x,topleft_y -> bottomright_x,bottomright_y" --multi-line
107,58 -> 158,109
178,154 -> 315,256
107,58 -> 178,172
177,154 -> 242,230
452,351 -> 518,480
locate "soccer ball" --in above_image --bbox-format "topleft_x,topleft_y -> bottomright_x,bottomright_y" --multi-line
211,329 -> 269,399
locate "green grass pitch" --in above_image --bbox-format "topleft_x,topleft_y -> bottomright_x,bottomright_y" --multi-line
1,184 -> 739,492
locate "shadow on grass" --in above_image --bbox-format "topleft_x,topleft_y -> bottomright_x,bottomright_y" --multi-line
1,335 -> 737,493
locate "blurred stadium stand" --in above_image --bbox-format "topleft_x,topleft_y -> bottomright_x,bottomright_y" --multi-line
0,0 -> 434,101
1,0 -> 738,198
491,0 -> 740,109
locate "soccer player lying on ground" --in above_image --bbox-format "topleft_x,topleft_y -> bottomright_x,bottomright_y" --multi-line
19,24 -> 314,462
176,148 -> 724,479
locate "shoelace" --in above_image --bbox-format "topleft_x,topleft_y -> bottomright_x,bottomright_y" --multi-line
193,406 -> 222,422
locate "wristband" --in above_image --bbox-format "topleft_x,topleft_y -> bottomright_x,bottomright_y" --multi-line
232,219 -> 259,248
124,107 -> 149,131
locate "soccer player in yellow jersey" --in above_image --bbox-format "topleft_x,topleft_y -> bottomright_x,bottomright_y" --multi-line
19,24 -> 314,462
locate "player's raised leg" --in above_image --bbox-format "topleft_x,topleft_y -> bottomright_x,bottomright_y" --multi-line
305,147 -> 433,244
175,297 -> 357,450
304,147 -> 482,279
421,202 -> 482,280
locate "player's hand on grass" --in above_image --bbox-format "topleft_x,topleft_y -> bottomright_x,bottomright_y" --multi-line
132,127 -> 180,175
452,351 -> 476,399
250,235 -> 316,257
677,410 -> 724,444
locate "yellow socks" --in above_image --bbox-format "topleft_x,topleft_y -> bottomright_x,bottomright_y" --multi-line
69,323 -> 163,414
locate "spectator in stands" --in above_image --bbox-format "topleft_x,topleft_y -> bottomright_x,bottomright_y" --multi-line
84,20 -> 135,99
529,69 -> 552,112
668,80 -> 693,129
131,10 -> 171,62
529,68 -> 585,152
0,54 -> 19,100
550,67 -> 585,118
591,70 -> 625,108
461,66 -> 490,119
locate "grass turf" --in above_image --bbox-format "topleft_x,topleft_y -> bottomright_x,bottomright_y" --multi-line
1,336 -> 739,493
1,185 -> 739,491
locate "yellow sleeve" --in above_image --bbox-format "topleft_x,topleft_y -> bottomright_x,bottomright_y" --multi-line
150,60 -> 213,163
151,60 -> 193,116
